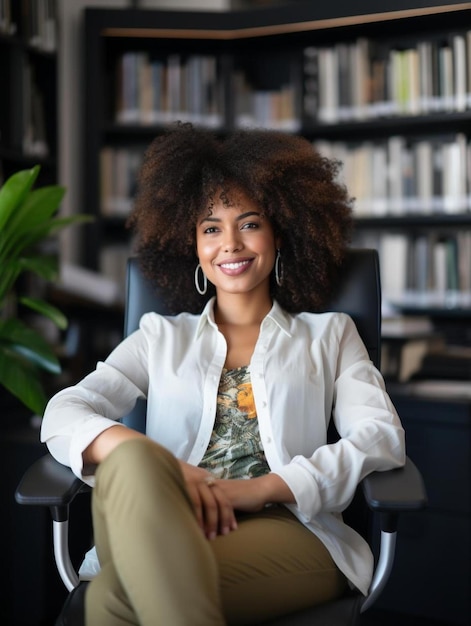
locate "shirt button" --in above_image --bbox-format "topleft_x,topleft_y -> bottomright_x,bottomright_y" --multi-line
262,401 -> 267,408
266,437 -> 272,444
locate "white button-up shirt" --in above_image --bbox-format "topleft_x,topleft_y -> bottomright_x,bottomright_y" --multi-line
41,298 -> 405,595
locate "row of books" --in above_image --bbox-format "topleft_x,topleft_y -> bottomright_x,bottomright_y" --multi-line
115,52 -> 224,127
113,31 -> 471,129
100,136 -> 471,219
0,0 -> 57,52
304,31 -> 471,123
114,51 -> 300,130
355,231 -> 471,308
314,134 -> 471,216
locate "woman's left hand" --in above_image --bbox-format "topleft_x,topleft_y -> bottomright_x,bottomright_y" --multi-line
214,473 -> 296,512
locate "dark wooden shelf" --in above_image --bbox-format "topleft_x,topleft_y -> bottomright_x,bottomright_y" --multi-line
355,214 -> 471,229
303,110 -> 471,140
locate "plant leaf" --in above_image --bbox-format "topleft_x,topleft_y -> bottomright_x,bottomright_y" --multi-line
17,255 -> 59,281
20,296 -> 68,330
0,349 -> 47,415
0,165 -> 96,415
0,166 -> 40,233
0,319 -> 61,373
0,185 -> 66,261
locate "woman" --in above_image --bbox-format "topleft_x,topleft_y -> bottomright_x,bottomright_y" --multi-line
41,124 -> 405,626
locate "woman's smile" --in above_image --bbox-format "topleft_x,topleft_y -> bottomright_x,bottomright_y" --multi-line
217,258 -> 254,275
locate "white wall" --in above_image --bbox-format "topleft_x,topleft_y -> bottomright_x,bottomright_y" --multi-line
58,0 -> 231,264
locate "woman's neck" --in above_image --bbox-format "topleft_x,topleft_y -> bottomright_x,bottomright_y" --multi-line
214,293 -> 271,370
214,292 -> 272,327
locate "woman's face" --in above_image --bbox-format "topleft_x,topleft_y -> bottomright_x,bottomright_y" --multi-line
196,189 -> 278,299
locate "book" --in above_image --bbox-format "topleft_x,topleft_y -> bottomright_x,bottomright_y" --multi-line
303,47 -> 319,121
318,47 -> 338,123
379,233 -> 409,301
453,33 -> 467,111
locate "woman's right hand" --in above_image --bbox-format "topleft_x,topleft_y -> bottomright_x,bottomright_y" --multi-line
178,461 -> 238,540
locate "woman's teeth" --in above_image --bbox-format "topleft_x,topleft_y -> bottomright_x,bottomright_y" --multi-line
220,260 -> 250,269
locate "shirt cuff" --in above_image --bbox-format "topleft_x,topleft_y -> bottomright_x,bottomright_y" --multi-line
272,459 -> 321,522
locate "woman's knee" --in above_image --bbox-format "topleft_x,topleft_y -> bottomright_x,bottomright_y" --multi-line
99,437 -> 178,475
95,438 -> 184,499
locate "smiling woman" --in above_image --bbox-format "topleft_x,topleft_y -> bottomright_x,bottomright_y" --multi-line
40,122 -> 406,626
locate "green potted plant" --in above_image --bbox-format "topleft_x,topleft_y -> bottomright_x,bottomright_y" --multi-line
0,165 -> 91,416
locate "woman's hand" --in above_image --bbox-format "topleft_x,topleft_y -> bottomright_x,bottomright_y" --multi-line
178,461 -> 238,540
178,462 -> 295,539
215,473 -> 296,513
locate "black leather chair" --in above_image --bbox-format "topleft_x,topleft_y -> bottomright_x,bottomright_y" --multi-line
16,249 -> 427,626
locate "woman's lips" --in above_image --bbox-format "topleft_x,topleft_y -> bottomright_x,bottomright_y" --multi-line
217,258 -> 253,276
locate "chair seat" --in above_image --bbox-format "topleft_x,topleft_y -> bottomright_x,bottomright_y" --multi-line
55,581 -> 362,626
56,582 -> 86,626
262,592 -> 362,625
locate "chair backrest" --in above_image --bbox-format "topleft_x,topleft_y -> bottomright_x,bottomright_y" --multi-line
122,248 -> 381,432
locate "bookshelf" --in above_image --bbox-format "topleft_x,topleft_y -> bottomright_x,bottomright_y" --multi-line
82,2 -> 471,332
0,0 -> 58,187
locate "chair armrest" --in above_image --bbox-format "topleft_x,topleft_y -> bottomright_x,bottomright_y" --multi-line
361,456 -> 427,531
359,456 -> 427,611
15,454 -> 89,522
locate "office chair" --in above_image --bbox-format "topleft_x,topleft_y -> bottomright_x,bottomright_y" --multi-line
16,249 -> 427,626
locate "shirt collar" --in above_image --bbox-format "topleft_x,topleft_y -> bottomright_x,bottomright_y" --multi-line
265,300 -> 293,337
194,297 -> 293,340
195,297 -> 218,339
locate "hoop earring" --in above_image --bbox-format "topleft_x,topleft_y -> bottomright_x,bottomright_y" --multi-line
275,249 -> 283,287
194,263 -> 207,295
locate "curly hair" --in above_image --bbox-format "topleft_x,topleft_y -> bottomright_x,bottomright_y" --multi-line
127,122 -> 353,314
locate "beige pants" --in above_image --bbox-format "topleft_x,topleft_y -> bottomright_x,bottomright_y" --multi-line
85,438 -> 347,626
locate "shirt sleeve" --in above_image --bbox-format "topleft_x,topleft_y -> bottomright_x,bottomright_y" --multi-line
40,322 -> 150,484
273,314 -> 406,523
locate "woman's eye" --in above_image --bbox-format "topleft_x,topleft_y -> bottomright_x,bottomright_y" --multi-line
204,226 -> 219,234
241,222 -> 259,230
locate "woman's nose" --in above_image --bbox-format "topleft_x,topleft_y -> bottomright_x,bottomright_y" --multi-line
222,229 -> 242,252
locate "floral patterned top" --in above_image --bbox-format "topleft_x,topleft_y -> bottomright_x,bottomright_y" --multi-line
199,365 -> 270,479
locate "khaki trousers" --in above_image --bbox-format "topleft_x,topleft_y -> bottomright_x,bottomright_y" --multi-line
85,438 -> 347,626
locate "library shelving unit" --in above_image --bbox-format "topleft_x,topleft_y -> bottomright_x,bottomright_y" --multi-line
82,0 -> 471,336
0,0 -> 58,187
81,5 -> 470,624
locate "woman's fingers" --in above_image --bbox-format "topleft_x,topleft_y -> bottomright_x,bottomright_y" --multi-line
179,461 -> 238,539
193,478 -> 238,540
199,481 -> 220,540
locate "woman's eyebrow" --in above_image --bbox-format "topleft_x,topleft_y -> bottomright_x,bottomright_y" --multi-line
198,215 -> 220,225
236,211 -> 261,221
198,211 -> 261,225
